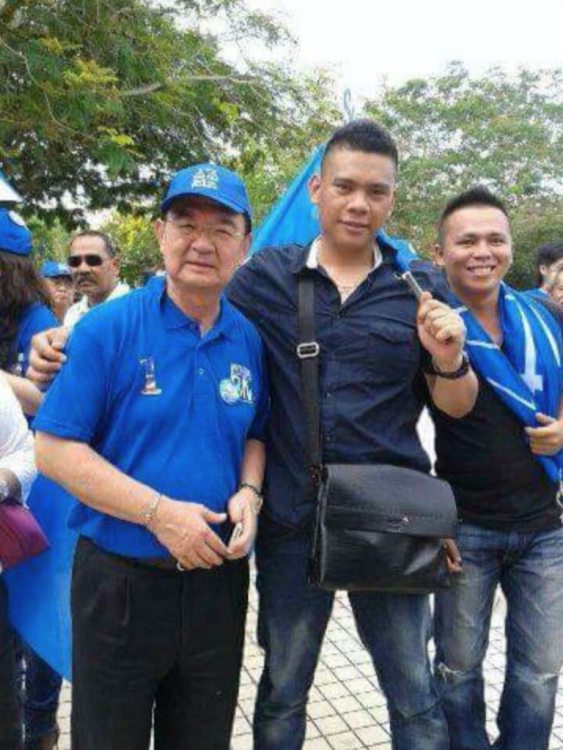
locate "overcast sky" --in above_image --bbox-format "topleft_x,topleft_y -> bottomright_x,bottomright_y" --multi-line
249,0 -> 562,106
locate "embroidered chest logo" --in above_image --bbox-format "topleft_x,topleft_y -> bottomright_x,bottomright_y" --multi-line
139,356 -> 162,396
191,167 -> 219,191
219,364 -> 253,406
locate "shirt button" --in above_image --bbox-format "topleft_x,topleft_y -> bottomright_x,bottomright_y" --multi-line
326,392 -> 333,399
198,368 -> 205,375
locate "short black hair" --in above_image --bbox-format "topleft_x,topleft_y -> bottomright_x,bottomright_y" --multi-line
438,186 -> 509,245
69,230 -> 117,258
321,119 -> 399,170
535,241 -> 563,285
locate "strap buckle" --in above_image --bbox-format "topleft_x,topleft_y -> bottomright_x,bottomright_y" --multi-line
296,341 -> 320,359
310,464 -> 324,485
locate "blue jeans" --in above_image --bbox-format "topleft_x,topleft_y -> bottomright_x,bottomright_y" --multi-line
253,520 -> 448,750
434,522 -> 563,750
23,646 -> 62,745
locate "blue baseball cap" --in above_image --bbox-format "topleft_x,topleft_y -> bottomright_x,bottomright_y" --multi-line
161,163 -> 252,224
40,260 -> 72,279
0,208 -> 32,256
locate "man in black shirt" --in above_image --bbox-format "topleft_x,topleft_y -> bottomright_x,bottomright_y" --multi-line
229,120 -> 478,750
431,187 -> 563,750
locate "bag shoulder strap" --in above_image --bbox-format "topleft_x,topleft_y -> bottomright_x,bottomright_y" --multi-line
297,273 -> 323,473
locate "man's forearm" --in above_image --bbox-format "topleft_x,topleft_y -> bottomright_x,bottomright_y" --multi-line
426,368 -> 479,419
36,432 -> 157,525
240,438 -> 266,489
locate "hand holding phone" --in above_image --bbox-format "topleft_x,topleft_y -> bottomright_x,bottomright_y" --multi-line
228,521 -> 244,547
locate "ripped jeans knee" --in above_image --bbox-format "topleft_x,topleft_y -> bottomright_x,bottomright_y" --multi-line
435,659 -> 482,686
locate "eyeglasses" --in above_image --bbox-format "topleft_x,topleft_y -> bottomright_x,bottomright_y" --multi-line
165,220 -> 245,245
67,254 -> 106,268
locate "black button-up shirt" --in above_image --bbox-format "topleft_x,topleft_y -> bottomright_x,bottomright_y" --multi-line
227,240 -> 440,528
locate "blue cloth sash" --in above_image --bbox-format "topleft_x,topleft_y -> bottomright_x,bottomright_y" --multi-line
450,283 -> 563,482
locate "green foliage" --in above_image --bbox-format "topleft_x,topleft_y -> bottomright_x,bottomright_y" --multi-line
508,199 -> 563,288
234,71 -> 340,223
26,216 -> 71,264
366,63 -> 563,272
99,210 -> 161,285
0,0 -> 338,226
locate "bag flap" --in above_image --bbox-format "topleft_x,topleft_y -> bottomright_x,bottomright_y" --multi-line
0,502 -> 49,569
322,464 -> 457,538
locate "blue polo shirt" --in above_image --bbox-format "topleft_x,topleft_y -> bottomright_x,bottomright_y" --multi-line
34,278 -> 268,557
15,303 -> 58,375
227,240 -> 443,529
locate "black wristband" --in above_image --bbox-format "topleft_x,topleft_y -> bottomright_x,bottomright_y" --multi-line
425,352 -> 471,380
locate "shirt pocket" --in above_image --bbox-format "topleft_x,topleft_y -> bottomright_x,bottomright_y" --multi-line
365,323 -> 420,383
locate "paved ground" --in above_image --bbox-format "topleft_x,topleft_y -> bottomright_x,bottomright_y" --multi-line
55,420 -> 563,748
56,582 -> 563,750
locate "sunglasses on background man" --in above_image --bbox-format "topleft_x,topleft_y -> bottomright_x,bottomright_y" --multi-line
67,254 -> 107,268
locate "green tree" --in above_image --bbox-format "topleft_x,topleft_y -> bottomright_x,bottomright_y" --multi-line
26,216 -> 71,264
100,210 -> 160,285
0,0 -> 338,226
365,63 -> 563,263
508,199 -> 563,288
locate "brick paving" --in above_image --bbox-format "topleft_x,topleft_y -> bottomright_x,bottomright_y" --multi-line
56,583 -> 563,749
55,419 -> 563,748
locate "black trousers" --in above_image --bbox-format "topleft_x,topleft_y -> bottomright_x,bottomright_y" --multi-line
71,537 -> 249,750
0,577 -> 22,750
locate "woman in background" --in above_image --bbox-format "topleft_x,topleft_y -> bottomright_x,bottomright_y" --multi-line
0,373 -> 37,750
0,209 -> 61,750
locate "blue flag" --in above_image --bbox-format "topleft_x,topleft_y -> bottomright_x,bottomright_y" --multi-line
6,478 -> 76,679
250,145 -> 324,254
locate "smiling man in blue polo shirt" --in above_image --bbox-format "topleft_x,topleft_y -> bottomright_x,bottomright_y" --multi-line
34,164 -> 268,750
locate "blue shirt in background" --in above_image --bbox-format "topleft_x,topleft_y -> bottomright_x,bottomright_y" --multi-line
34,278 -> 268,558
15,303 -> 58,375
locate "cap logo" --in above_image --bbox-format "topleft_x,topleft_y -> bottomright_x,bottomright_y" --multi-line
8,211 -> 26,227
191,167 -> 219,191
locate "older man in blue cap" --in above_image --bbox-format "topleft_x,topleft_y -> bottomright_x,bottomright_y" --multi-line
34,164 -> 269,750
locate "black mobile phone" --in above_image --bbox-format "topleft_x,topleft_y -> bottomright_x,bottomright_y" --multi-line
228,522 -> 244,546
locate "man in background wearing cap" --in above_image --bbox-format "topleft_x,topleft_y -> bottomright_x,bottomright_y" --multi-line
39,261 -> 75,323
27,232 -> 129,386
33,164 -> 268,750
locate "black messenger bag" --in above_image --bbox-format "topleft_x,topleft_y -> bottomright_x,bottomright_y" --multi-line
297,274 -> 457,593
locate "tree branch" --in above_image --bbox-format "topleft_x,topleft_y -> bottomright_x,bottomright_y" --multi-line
120,74 -> 253,98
